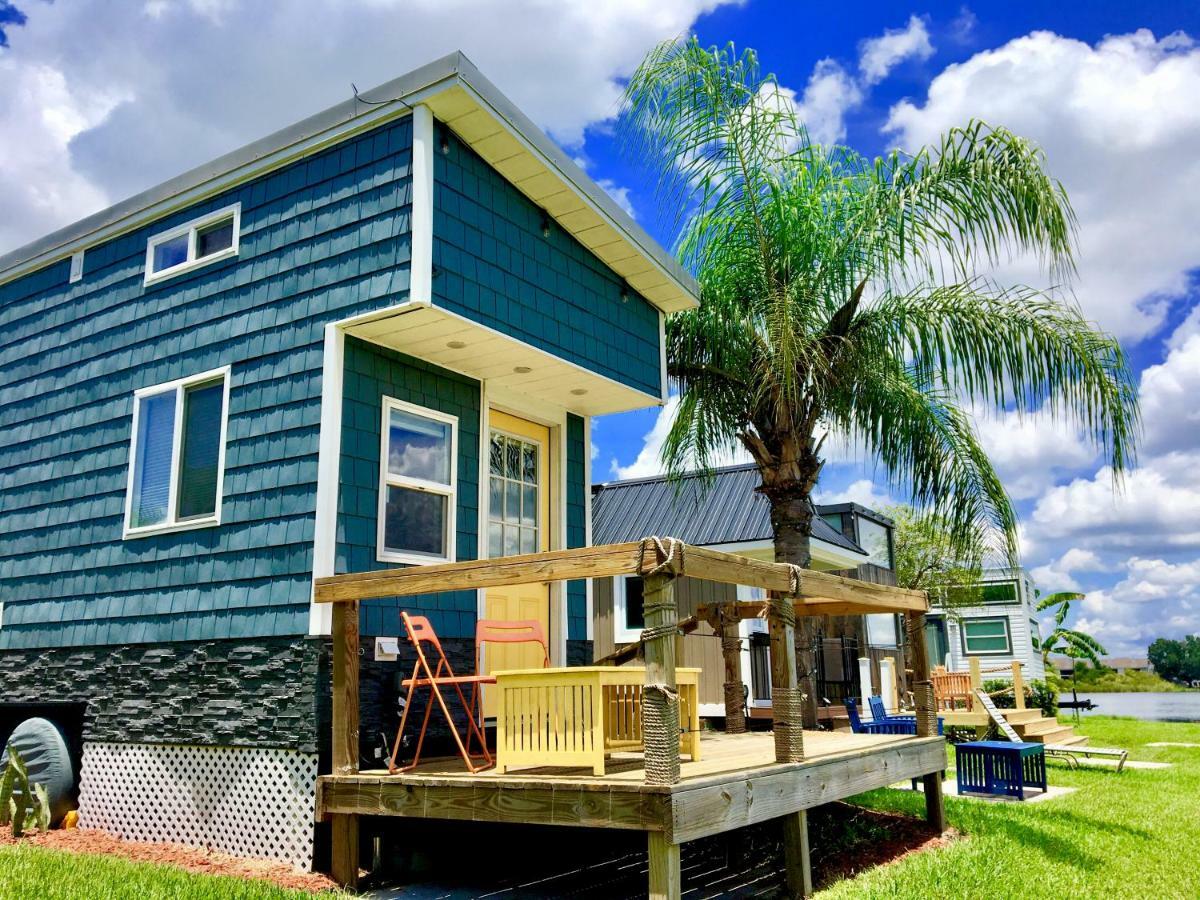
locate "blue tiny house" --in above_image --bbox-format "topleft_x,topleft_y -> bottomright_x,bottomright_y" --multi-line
0,53 -> 697,868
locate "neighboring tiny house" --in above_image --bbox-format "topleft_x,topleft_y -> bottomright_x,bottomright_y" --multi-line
591,466 -> 908,719
0,53 -> 697,868
925,565 -> 1047,681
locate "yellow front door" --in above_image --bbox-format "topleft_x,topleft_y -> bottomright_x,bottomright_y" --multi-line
482,410 -> 552,715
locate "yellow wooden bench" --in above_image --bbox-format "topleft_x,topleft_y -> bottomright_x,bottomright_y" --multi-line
494,667 -> 701,775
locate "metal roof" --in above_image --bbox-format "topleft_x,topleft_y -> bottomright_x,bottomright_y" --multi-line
0,51 -> 699,312
591,463 -> 868,556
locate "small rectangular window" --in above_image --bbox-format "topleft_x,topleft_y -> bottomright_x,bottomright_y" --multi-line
613,575 -> 646,643
962,617 -> 1012,655
125,368 -> 230,537
377,398 -> 457,565
144,204 -> 241,284
69,250 -> 84,284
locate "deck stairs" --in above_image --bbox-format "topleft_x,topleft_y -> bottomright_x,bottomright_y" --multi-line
1010,710 -> 1089,746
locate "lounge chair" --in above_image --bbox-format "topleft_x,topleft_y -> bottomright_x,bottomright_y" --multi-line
974,689 -> 1128,773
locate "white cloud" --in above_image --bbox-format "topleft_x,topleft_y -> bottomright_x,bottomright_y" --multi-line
768,16 -> 935,149
0,0 -> 737,254
859,15 -> 934,85
814,479 -> 894,508
885,29 -> 1200,341
609,396 -> 752,479
1031,547 -> 1108,593
790,61 -> 863,147
1139,332 -> 1200,456
972,407 -> 1097,500
596,178 -> 636,219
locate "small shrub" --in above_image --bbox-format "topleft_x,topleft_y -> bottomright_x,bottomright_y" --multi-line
0,745 -> 52,838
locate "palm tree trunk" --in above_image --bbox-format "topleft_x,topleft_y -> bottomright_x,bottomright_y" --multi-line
762,474 -> 822,729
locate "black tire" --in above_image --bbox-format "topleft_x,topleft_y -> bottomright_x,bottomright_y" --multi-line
1,717 -> 76,825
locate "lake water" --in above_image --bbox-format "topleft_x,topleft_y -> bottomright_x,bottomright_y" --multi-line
1072,692 -> 1200,722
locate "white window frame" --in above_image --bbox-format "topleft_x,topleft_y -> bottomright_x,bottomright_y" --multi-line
613,574 -> 646,644
376,396 -> 458,566
144,203 -> 241,285
123,366 -> 231,539
961,616 -> 1013,656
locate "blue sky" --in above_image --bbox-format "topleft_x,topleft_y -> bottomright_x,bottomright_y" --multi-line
1,0 -> 1198,654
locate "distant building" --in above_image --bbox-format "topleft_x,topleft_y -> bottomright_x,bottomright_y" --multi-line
926,566 -> 1046,682
591,465 -> 904,717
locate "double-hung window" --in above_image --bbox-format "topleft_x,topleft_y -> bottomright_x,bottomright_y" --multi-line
144,204 -> 241,284
961,617 -> 1012,655
125,368 -> 230,537
377,398 -> 457,565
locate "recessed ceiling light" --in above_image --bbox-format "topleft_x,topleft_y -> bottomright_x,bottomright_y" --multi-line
513,366 -> 532,374
446,340 -> 467,349
570,388 -> 588,396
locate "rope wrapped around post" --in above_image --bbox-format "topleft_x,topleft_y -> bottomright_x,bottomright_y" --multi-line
768,565 -> 805,764
720,630 -> 746,735
641,682 -> 680,785
638,539 -> 682,786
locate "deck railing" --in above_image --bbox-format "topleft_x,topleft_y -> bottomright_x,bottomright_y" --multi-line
313,537 -> 939,891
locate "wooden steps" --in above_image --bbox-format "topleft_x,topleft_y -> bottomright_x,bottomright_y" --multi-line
1012,714 -> 1088,747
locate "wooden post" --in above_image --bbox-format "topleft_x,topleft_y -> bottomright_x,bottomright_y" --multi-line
781,808 -> 813,899
768,591 -> 810,897
906,609 -> 946,833
330,599 -> 360,888
642,572 -> 680,786
648,832 -> 681,900
969,656 -> 982,690
1012,660 -> 1026,710
718,604 -> 746,734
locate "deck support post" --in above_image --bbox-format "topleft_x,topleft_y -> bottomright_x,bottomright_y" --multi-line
648,832 -> 682,899
717,604 -> 746,734
330,599 -> 361,888
768,587 -> 810,896
906,610 -> 946,833
781,809 -> 813,898
642,571 -> 680,787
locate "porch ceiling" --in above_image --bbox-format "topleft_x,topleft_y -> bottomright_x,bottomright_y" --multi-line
344,303 -> 662,417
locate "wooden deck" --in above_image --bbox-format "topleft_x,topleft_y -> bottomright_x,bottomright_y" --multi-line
317,730 -> 945,844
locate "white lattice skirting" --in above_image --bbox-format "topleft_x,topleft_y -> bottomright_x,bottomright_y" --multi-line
79,743 -> 318,869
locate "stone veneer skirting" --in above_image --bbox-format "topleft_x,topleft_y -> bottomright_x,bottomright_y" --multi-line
0,636 -> 325,752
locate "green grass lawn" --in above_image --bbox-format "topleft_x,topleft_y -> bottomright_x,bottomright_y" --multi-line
0,842 -> 326,899
820,716 -> 1200,899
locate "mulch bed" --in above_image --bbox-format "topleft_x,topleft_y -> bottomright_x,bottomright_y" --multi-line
808,802 -> 958,889
0,828 -> 338,894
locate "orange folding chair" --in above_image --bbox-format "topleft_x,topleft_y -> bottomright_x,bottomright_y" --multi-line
388,612 -> 494,774
468,620 -> 550,755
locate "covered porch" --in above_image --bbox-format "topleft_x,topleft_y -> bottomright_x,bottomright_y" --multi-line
314,539 -> 947,898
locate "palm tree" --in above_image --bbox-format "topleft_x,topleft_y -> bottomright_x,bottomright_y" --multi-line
1037,591 -> 1106,668
620,40 -> 1138,723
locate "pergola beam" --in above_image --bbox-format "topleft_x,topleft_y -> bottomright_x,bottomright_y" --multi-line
313,538 -> 928,615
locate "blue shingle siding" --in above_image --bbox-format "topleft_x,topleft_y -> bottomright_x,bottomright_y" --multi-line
431,131 -> 662,398
566,413 -> 587,641
0,116 -> 414,650
337,337 -> 480,639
